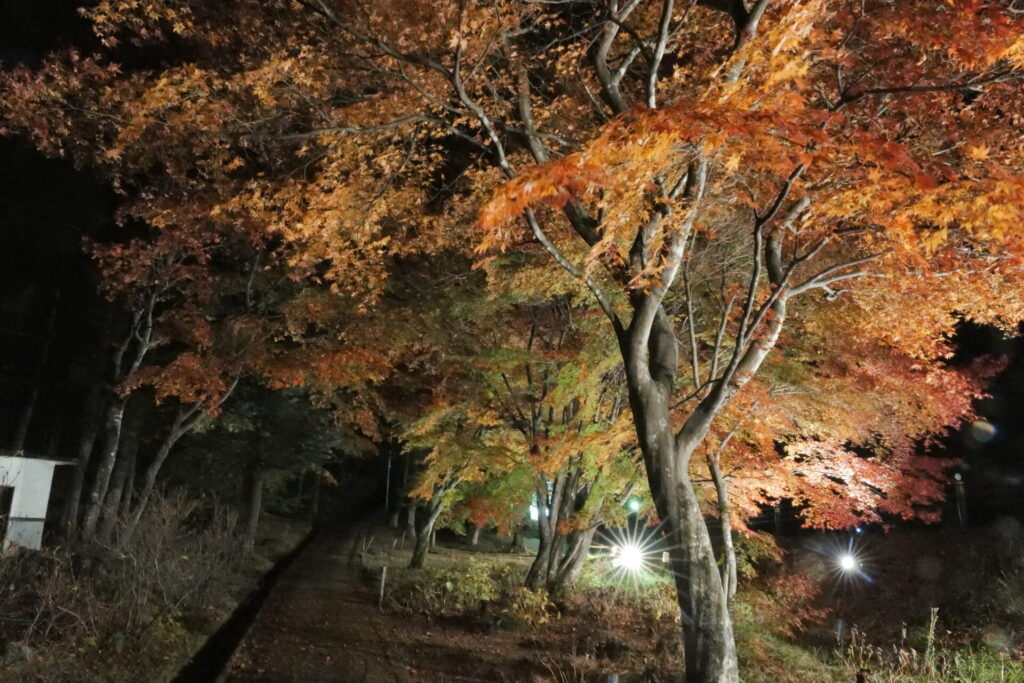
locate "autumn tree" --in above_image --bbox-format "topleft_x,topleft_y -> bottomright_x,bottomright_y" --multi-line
4,2 -> 1023,681
470,298 -> 642,593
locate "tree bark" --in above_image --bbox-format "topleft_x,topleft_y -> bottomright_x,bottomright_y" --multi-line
469,523 -> 481,547
510,526 -> 527,554
549,526 -> 598,596
621,307 -> 739,683
98,413 -> 142,542
62,419 -> 99,535
309,470 -> 321,524
241,460 -> 263,555
80,394 -> 128,541
707,454 -> 737,604
126,412 -> 189,534
119,442 -> 137,519
406,503 -> 417,540
409,498 -> 443,569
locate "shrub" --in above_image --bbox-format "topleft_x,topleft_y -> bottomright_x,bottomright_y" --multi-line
503,586 -> 555,628
0,492 -> 241,679
389,558 -> 498,614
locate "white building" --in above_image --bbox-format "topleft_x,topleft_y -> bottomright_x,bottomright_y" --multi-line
0,454 -> 71,551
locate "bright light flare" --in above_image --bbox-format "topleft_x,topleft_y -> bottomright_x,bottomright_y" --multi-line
808,532 -> 874,589
613,542 -> 645,572
601,524 -> 666,589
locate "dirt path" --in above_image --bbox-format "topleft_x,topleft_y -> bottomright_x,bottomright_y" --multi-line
225,527 -> 540,683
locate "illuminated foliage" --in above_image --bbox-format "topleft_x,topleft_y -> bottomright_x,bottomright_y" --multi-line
3,1 -> 1023,679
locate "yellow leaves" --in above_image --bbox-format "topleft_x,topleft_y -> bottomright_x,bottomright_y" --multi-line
967,144 -> 990,161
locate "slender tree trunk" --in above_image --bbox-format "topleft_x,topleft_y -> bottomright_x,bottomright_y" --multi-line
119,443 -> 137,519
469,523 -> 481,546
409,498 -> 443,569
511,526 -> 527,554
80,395 -> 128,540
309,470 -> 321,524
526,475 -> 559,589
406,503 -> 416,539
44,406 -> 64,457
98,409 -> 142,542
127,420 -> 187,534
63,422 -> 99,535
241,460 -> 263,554
12,384 -> 40,453
549,526 -> 598,596
707,454 -> 737,604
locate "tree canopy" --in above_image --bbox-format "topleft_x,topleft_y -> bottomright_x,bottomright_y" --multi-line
3,1 -> 1023,680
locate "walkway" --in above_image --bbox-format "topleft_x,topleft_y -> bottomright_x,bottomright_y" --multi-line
225,528 -> 533,682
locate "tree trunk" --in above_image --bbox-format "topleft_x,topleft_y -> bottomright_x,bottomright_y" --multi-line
469,523 -> 481,546
707,454 -> 737,604
241,460 -> 263,554
12,383 -> 40,454
62,421 -> 99,535
623,309 -> 738,683
119,443 -> 137,519
405,503 -> 417,539
126,413 -> 190,534
510,526 -> 527,554
525,475 -> 559,590
409,498 -> 443,569
549,526 -> 598,596
80,395 -> 128,541
98,410 -> 142,542
309,470 -> 321,524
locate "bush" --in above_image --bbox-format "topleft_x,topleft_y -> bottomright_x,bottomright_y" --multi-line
0,492 -> 241,679
503,586 -> 556,629
389,558 -> 498,614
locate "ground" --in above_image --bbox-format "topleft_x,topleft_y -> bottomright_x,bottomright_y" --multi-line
227,523 -> 674,682
226,520 -> 1024,683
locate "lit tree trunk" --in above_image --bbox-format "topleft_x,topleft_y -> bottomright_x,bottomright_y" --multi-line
80,394 -> 128,540
707,453 -> 737,604
525,474 -> 561,590
409,496 -> 444,569
126,382 -> 236,535
63,415 -> 99,535
98,410 -> 141,542
621,305 -> 738,683
468,523 -> 481,546
548,526 -> 598,596
81,301 -> 156,542
125,409 -> 190,533
241,459 -> 263,555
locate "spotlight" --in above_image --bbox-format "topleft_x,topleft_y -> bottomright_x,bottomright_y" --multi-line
839,553 -> 857,571
614,543 -> 645,572
628,498 -> 642,513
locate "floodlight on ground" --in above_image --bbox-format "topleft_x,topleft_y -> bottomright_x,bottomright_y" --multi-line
838,553 -> 857,572
614,542 -> 645,573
